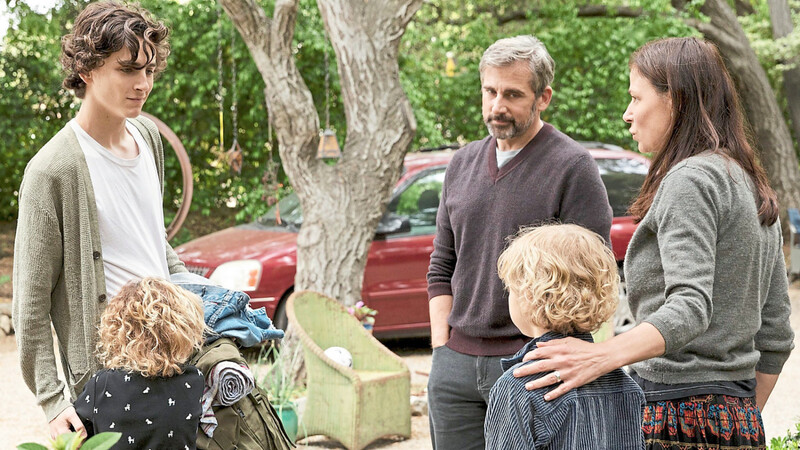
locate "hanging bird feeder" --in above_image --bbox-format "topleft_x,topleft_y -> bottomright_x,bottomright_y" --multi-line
317,129 -> 341,159
316,43 -> 341,160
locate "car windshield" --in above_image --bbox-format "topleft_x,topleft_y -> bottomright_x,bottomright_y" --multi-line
251,166 -> 446,237
254,193 -> 304,230
596,157 -> 649,217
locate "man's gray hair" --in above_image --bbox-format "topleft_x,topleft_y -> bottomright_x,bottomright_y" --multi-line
479,35 -> 555,96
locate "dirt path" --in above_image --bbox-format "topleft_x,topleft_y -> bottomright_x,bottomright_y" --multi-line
2,290 -> 798,449
760,283 -> 800,439
0,334 -> 52,448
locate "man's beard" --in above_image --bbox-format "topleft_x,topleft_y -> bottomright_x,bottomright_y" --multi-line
484,109 -> 536,141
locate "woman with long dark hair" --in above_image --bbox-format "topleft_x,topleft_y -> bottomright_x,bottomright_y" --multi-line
512,37 -> 794,448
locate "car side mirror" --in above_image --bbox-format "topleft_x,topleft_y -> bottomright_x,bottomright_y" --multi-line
375,212 -> 411,238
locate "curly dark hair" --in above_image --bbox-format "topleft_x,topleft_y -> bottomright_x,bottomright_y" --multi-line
61,1 -> 170,98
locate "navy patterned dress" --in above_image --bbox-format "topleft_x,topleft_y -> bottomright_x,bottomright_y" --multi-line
75,366 -> 203,449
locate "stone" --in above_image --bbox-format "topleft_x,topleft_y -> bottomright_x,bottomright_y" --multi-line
410,394 -> 428,417
0,314 -> 12,336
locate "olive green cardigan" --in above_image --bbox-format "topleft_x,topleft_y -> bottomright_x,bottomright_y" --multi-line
12,116 -> 187,422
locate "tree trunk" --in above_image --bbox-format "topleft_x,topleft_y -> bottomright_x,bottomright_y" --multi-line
693,0 -> 800,236
220,0 -> 420,306
768,0 -> 800,146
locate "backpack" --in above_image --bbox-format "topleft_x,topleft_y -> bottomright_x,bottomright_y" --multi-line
189,338 -> 295,450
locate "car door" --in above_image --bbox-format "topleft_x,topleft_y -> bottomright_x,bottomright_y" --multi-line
363,167 -> 446,336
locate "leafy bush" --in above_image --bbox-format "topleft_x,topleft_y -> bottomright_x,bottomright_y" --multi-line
0,0 -> 290,224
254,342 -> 305,407
771,422 -> 800,450
10,0 -> 776,234
17,431 -> 121,450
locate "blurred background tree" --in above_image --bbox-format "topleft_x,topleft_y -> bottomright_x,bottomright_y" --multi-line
1,0 -> 797,242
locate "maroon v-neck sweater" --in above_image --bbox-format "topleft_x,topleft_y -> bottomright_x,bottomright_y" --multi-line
427,123 -> 613,356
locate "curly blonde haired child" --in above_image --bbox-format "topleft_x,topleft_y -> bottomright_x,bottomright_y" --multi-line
485,224 -> 645,449
75,277 -> 207,448
496,223 -> 619,336
97,277 -> 206,377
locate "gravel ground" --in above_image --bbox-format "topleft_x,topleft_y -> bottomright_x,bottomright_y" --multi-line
2,288 -> 799,449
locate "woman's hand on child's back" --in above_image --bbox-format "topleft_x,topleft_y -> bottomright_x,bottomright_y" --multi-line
513,323 -> 667,401
513,336 -> 613,401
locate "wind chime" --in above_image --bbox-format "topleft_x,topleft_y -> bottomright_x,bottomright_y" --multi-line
316,44 -> 341,159
263,117 -> 283,224
217,6 -> 243,174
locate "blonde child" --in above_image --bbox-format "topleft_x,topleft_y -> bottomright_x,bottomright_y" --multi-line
485,224 -> 645,449
74,277 -> 207,449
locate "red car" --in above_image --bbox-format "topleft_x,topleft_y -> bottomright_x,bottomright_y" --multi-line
175,143 -> 649,338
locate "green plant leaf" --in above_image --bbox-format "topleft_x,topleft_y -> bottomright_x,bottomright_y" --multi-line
50,432 -> 74,450
16,444 -> 49,450
64,432 -> 83,450
79,432 -> 122,450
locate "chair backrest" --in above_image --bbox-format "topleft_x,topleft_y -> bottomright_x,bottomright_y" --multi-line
286,291 -> 406,372
788,208 -> 800,234
288,291 -> 361,349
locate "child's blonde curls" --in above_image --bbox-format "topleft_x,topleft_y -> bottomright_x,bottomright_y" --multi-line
497,224 -> 619,335
97,277 -> 207,378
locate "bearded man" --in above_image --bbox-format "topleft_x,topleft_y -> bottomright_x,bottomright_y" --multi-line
426,35 -> 613,450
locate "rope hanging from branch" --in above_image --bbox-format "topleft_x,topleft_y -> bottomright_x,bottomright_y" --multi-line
216,5 -> 243,174
225,23 -> 243,174
316,42 -> 341,159
216,4 -> 224,155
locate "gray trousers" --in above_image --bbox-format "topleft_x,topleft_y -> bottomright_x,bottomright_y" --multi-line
427,345 -> 512,450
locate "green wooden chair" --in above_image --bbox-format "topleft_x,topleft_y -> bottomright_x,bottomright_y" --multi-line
286,291 -> 411,450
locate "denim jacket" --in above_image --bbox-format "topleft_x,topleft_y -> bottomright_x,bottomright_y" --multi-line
485,332 -> 645,449
171,273 -> 284,347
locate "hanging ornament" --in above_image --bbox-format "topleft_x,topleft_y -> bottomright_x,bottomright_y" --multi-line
316,44 -> 341,160
225,24 -> 243,174
445,51 -> 457,78
216,5 -> 225,156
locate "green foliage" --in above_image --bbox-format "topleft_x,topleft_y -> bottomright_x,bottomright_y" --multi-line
255,342 -> 304,406
3,0 -> 773,230
401,1 -> 695,150
0,0 -> 289,224
739,0 -> 800,148
770,422 -> 800,450
17,432 -> 121,450
0,1 -> 83,221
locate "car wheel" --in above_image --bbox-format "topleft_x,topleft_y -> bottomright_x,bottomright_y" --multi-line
272,289 -> 292,331
613,280 -> 635,335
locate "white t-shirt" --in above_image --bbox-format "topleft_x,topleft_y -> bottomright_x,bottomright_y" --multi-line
70,119 -> 170,298
496,147 -> 523,168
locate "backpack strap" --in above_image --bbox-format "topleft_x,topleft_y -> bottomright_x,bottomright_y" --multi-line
251,386 -> 295,449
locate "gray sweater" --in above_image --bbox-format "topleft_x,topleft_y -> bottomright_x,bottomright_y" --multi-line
625,152 -> 794,384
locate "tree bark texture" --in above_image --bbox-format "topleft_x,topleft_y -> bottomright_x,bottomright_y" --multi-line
693,0 -> 800,235
220,0 -> 421,306
768,0 -> 800,146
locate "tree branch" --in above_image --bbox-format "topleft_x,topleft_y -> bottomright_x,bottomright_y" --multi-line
219,0 -> 270,44
272,0 -> 299,54
421,3 -> 645,26
496,5 -> 644,24
734,0 -> 755,16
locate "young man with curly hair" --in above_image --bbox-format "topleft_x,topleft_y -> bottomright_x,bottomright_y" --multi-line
12,1 -> 187,438
485,224 -> 645,449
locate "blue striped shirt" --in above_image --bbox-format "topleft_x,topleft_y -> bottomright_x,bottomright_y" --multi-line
485,332 -> 645,449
